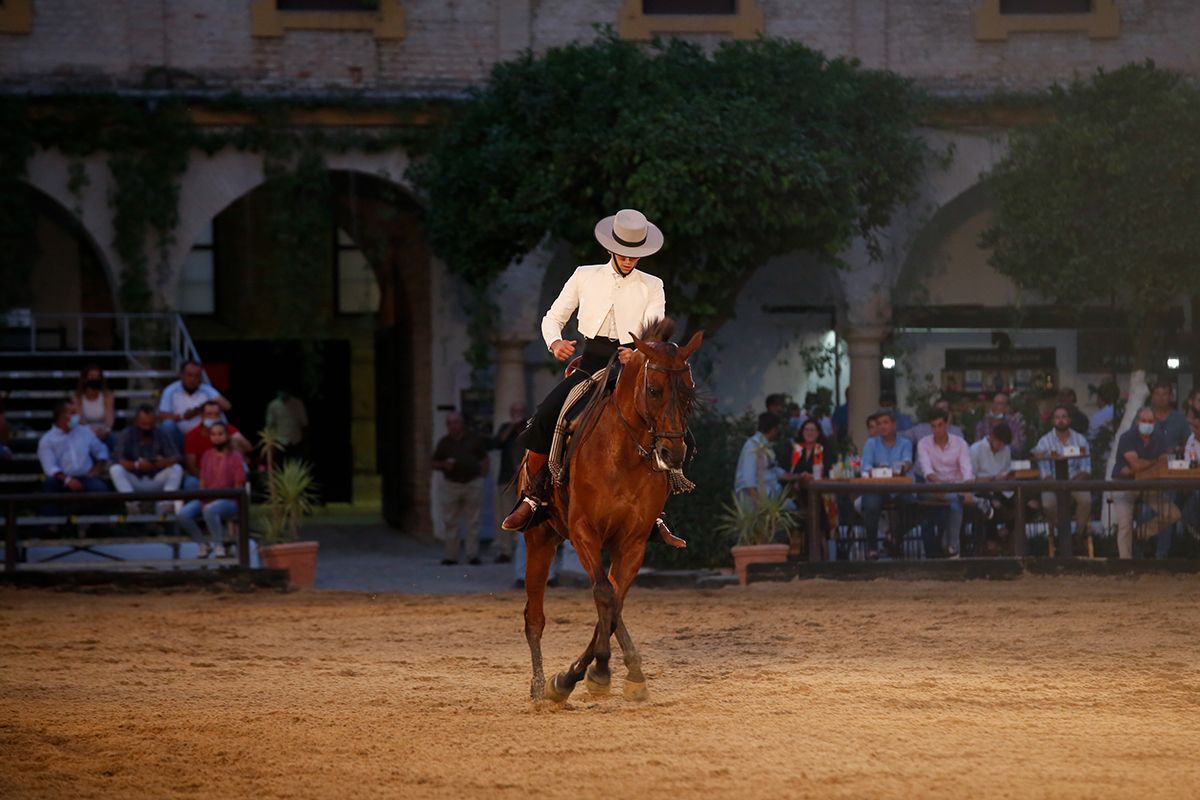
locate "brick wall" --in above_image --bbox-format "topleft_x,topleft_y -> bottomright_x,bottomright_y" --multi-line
2,1 -> 1198,94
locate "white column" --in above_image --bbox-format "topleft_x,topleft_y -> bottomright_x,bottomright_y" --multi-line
492,338 -> 530,425
846,325 -> 886,450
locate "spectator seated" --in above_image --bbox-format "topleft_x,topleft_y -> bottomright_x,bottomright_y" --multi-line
177,422 -> 247,559
38,399 -> 111,496
110,404 -> 184,515
182,400 -> 252,490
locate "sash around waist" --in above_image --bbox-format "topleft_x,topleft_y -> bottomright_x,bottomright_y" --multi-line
580,337 -> 620,372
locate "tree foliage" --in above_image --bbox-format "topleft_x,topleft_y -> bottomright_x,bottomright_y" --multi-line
409,33 -> 927,337
981,62 -> 1200,367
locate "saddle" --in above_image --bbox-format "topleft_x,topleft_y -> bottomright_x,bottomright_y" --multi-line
547,366 -> 610,488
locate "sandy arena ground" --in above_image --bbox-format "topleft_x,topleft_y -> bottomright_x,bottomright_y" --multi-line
2,576 -> 1200,799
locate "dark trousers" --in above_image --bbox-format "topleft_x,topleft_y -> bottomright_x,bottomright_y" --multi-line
519,338 -> 620,455
861,493 -> 914,553
42,476 -> 109,494
41,475 -> 110,516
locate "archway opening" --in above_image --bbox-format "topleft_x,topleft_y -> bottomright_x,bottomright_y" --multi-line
0,180 -> 115,348
175,169 -> 432,526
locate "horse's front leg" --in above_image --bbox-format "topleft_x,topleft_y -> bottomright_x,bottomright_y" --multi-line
523,526 -> 558,702
614,618 -> 649,701
607,534 -> 652,701
545,528 -> 612,703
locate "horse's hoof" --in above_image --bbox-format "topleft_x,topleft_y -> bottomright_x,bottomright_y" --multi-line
623,679 -> 649,702
544,674 -> 573,703
530,679 -> 545,702
585,669 -> 611,697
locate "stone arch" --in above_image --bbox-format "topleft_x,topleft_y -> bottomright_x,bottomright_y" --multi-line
3,178 -> 118,344
22,151 -> 121,310
894,178 -> 997,304
166,148 -> 416,307
169,155 -> 433,528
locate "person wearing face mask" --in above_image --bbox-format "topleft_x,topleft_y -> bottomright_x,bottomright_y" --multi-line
73,364 -> 115,450
38,399 -> 110,495
182,400 -> 252,488
1111,407 -> 1181,559
176,421 -> 247,559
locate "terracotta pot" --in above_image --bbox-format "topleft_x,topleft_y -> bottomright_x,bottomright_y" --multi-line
730,543 -> 790,586
258,541 -> 320,588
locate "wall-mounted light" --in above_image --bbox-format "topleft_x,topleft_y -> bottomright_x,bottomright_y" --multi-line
881,356 -> 896,370
1167,356 -> 1181,370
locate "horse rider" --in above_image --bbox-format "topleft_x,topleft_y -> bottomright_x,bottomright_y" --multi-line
502,208 -> 681,538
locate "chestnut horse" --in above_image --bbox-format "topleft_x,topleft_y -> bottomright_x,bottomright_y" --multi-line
520,319 -> 703,703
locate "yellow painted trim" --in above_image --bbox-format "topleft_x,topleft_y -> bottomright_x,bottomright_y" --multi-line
0,0 -> 33,35
188,106 -> 438,128
617,0 -> 763,41
251,0 -> 405,40
975,0 -> 1120,41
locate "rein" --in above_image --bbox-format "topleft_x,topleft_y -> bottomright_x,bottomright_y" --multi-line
613,357 -> 691,470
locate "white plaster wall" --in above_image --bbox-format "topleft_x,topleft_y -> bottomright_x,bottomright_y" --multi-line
24,150 -> 119,305
703,252 -> 848,415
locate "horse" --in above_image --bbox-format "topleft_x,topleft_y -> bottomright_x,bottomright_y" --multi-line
519,318 -> 703,703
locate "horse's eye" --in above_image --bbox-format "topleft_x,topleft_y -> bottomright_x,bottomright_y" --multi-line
647,387 -> 662,398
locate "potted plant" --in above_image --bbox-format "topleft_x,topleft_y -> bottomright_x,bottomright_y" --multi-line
255,429 -> 321,587
719,490 -> 796,586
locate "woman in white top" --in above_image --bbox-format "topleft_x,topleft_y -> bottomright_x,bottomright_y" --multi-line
501,209 -> 666,532
74,364 -> 115,449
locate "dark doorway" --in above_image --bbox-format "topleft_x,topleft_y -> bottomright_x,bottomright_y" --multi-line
197,338 -> 353,503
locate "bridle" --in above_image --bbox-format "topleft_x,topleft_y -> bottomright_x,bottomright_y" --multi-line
613,356 -> 692,470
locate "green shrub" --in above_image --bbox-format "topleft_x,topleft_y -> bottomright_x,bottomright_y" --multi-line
647,407 -> 755,569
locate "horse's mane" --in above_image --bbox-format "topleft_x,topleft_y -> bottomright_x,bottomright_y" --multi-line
637,317 -> 675,344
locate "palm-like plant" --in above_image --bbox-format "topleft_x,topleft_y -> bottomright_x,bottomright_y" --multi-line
718,490 -> 797,546
255,429 -> 318,544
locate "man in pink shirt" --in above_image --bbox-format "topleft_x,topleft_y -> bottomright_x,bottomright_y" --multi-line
916,408 -> 974,558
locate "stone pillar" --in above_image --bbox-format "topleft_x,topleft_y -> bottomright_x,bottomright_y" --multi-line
846,326 -> 886,450
492,338 -> 531,424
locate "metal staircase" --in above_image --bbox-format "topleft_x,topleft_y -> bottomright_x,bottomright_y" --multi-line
0,312 -> 205,491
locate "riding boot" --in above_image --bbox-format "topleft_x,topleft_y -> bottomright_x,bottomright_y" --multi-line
502,451 -> 550,531
652,514 -> 687,549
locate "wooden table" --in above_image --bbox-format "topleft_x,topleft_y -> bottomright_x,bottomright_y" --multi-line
848,476 -> 915,485
1136,465 -> 1200,480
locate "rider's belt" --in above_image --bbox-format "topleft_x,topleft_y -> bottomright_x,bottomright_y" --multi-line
580,337 -> 620,372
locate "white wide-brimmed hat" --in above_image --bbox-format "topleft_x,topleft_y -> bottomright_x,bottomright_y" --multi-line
594,208 -> 664,258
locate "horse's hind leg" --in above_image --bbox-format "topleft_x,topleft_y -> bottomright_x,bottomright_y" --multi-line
523,526 -> 557,702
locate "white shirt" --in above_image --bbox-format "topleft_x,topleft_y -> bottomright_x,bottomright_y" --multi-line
969,438 -> 1011,479
541,259 -> 666,349
1185,433 -> 1200,464
38,425 -> 109,478
159,380 -> 222,435
1034,428 -> 1090,479
917,434 -> 974,482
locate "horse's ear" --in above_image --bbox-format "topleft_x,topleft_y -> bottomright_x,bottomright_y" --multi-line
679,330 -> 704,361
630,333 -> 654,358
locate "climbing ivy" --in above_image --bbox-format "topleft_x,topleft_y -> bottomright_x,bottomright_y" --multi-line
0,91 -> 443,314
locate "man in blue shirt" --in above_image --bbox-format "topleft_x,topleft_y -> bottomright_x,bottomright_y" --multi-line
734,413 -> 798,498
37,400 -> 110,494
859,409 -> 913,559
1111,407 -> 1180,559
879,391 -> 913,432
